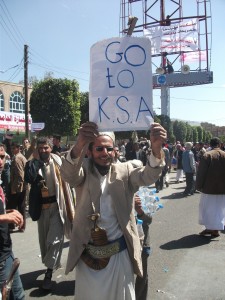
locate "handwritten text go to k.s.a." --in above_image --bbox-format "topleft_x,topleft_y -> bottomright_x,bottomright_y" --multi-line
90,37 -> 153,130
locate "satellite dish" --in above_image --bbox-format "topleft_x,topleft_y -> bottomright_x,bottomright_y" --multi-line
156,67 -> 165,75
181,65 -> 190,75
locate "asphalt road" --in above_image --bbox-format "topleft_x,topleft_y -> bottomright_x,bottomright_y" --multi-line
11,171 -> 225,300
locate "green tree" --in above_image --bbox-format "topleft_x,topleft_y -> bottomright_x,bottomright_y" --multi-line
196,126 -> 204,142
173,120 -> 187,143
156,115 -> 173,141
186,123 -> 193,142
80,92 -> 89,124
205,131 -> 212,143
202,129 -> 206,142
30,78 -> 81,136
192,126 -> 198,143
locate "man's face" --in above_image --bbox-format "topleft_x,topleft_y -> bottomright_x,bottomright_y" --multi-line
23,139 -> 29,148
0,146 -> 6,174
38,143 -> 52,161
53,138 -> 60,147
11,145 -> 20,155
114,147 -> 120,159
90,136 -> 114,167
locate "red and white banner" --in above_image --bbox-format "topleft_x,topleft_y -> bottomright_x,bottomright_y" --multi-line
144,18 -> 198,54
0,111 -> 32,132
180,51 -> 206,63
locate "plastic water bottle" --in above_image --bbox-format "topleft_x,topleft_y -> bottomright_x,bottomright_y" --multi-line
136,219 -> 144,246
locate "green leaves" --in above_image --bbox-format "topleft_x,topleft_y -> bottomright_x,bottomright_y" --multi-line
30,78 -> 81,136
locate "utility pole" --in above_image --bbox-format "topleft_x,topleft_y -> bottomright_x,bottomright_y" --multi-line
24,44 -> 30,139
160,0 -> 170,117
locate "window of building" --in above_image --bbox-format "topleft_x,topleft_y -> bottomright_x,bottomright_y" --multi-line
0,91 -> 4,111
10,91 -> 25,113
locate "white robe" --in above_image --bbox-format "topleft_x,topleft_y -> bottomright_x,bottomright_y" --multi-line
199,193 -> 225,230
75,173 -> 135,300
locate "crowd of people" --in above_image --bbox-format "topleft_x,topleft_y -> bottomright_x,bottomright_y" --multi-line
0,125 -> 225,300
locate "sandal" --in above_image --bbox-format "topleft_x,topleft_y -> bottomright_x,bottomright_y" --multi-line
199,229 -> 220,237
199,229 -> 213,236
211,230 -> 220,238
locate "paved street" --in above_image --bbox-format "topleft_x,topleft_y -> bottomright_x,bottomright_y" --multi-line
11,171 -> 225,299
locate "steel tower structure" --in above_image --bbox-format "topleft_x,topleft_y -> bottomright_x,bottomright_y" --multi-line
120,0 -> 213,116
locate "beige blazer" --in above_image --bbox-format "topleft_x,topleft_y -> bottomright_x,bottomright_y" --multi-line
60,154 -> 163,277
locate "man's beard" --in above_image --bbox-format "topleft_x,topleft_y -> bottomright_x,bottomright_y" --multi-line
39,152 -> 50,162
94,163 -> 110,176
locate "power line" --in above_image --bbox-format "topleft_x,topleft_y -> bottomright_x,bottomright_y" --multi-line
0,64 -> 20,73
0,17 -> 22,53
0,0 -> 25,45
29,48 -> 89,75
29,61 -> 89,82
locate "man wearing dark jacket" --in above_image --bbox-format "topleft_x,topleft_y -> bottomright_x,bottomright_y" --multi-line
0,143 -> 25,299
196,137 -> 225,237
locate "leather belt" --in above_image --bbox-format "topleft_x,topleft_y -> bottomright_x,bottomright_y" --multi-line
42,195 -> 57,204
85,235 -> 127,259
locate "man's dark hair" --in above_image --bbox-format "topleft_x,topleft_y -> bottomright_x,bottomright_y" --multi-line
0,143 -> 6,151
210,137 -> 220,148
37,137 -> 53,148
11,142 -> 20,149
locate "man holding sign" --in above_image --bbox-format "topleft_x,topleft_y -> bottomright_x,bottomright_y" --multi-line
60,121 -> 166,300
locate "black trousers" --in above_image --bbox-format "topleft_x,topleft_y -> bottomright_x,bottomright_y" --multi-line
135,251 -> 149,300
7,190 -> 26,230
184,173 -> 195,194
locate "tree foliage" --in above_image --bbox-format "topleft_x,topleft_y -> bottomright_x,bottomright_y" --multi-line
192,126 -> 198,143
186,122 -> 193,142
30,78 -> 81,136
173,120 -> 187,143
156,115 -> 173,141
196,126 -> 203,142
80,92 -> 89,125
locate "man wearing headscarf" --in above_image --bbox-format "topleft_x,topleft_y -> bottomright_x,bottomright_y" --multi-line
60,121 -> 167,300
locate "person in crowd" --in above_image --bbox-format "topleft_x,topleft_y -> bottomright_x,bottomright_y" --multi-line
155,143 -> 170,192
192,142 -> 199,163
196,137 -> 225,238
167,141 -> 174,173
174,143 -> 184,183
128,142 -> 147,166
163,144 -> 170,187
125,138 -> 134,161
197,142 -> 206,163
113,145 -> 126,163
60,121 -> 166,300
134,194 -> 152,300
0,143 -> 25,300
21,136 -> 37,161
120,140 -> 126,158
52,135 -> 64,155
21,137 -> 37,212
24,137 -> 74,290
182,142 -> 196,196
2,133 -> 14,159
1,146 -> 11,202
7,142 -> 27,232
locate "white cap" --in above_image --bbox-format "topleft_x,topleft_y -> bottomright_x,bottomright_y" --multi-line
98,132 -> 115,143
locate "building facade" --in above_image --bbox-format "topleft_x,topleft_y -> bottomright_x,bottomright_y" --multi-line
0,81 -> 32,137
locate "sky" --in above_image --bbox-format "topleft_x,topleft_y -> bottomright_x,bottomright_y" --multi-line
0,0 -> 225,127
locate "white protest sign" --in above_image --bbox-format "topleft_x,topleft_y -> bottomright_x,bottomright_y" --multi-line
89,37 -> 154,131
